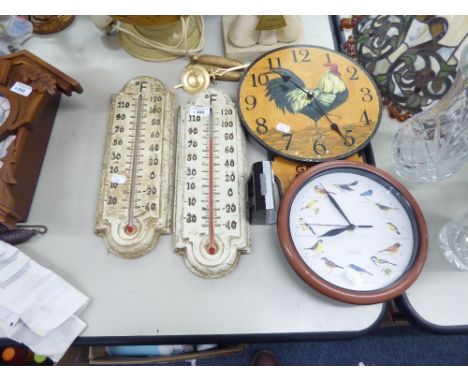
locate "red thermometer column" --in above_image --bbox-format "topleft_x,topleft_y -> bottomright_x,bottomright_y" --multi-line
126,94 -> 143,235
208,108 -> 217,255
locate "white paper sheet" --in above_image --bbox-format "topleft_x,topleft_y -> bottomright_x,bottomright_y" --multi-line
0,240 -> 89,361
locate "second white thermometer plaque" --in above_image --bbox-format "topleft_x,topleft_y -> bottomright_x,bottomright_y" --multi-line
174,89 -> 250,278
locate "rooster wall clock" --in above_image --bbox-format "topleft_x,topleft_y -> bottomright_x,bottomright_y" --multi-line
238,45 -> 382,162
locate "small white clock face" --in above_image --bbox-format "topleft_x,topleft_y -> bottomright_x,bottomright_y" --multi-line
289,169 -> 416,292
0,95 -> 10,128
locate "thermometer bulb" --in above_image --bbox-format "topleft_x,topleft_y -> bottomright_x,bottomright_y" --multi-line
208,243 -> 217,255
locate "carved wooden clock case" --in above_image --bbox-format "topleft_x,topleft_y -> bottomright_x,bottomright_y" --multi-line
0,50 -> 82,227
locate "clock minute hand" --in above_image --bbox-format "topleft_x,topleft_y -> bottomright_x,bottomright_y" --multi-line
312,103 -> 349,145
320,183 -> 352,226
305,223 -> 373,228
329,122 -> 349,143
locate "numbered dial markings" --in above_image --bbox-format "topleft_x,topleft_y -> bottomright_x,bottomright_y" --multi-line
238,45 -> 382,162
174,89 -> 250,278
95,77 -> 175,258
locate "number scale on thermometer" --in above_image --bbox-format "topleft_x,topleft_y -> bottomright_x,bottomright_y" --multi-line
174,89 -> 250,278
95,77 -> 175,258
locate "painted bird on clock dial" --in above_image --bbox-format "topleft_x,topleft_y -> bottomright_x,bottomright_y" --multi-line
266,64 -> 349,128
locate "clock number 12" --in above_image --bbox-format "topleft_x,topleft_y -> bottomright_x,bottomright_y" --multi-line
291,49 -> 311,63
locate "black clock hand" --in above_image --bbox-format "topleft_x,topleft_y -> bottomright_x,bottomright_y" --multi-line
318,224 -> 374,237
270,70 -> 313,98
320,183 -> 352,226
305,223 -> 373,228
329,122 -> 352,145
319,226 -> 353,237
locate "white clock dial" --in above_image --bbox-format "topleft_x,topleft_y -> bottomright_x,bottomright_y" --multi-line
288,169 -> 416,291
0,95 -> 11,128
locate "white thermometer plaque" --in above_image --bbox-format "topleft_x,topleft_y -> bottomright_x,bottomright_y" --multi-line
95,77 -> 175,258
174,90 -> 250,278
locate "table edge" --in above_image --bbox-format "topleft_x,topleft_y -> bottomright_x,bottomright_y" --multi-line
0,302 -> 388,347
396,294 -> 468,334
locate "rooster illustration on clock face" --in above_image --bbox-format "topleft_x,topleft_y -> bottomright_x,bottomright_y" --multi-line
265,64 -> 349,129
238,45 -> 382,162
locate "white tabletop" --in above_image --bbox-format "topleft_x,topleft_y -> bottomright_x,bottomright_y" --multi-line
10,16 -> 385,344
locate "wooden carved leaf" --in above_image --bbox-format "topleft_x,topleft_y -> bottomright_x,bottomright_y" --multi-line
18,64 -> 57,94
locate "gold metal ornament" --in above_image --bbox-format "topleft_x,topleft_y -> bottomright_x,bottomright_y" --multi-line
29,16 -> 75,35
175,63 -> 249,93
179,64 -> 212,94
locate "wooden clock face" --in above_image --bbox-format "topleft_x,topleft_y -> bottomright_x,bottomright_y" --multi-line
0,94 -> 11,128
238,45 -> 382,162
277,161 -> 428,304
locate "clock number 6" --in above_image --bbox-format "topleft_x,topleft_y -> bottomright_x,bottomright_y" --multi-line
313,138 -> 327,155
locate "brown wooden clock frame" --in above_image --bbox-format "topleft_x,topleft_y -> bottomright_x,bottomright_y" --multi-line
277,161 -> 428,305
0,50 -> 82,227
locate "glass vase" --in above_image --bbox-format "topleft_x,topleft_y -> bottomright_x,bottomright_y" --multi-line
392,46 -> 468,182
439,211 -> 468,270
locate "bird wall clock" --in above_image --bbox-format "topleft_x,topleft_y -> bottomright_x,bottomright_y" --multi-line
238,45 -> 382,163
277,161 -> 428,304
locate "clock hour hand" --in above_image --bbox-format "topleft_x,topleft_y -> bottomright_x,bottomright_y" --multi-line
319,225 -> 353,237
318,224 -> 374,237
320,183 -> 352,226
270,69 -> 313,98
